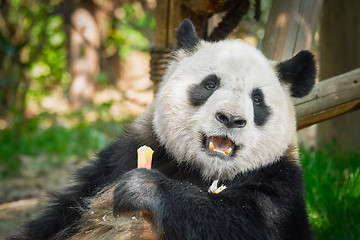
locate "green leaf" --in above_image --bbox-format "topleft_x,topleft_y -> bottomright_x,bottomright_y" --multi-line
96,71 -> 109,83
49,31 -> 66,47
47,15 -> 64,33
30,61 -> 51,78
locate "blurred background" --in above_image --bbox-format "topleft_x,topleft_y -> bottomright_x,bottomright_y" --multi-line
0,0 -> 359,239
0,0 -> 158,178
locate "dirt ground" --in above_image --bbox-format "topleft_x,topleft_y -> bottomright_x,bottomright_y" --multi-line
0,158 -> 89,239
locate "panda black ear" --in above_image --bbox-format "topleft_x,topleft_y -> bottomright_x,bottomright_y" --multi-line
175,19 -> 200,52
276,50 -> 317,98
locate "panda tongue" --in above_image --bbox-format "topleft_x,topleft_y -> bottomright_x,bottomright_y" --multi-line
211,136 -> 232,151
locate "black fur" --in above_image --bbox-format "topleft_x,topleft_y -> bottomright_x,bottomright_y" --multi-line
252,88 -> 272,126
188,74 -> 220,106
174,18 -> 199,52
276,50 -> 316,98
111,149 -> 312,240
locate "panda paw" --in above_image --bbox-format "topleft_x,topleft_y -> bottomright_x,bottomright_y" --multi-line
113,168 -> 166,218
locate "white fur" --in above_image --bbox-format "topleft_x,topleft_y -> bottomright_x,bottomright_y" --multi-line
153,39 -> 297,180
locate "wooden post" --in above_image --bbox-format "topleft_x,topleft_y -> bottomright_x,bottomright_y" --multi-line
262,0 -> 323,61
316,0 -> 360,150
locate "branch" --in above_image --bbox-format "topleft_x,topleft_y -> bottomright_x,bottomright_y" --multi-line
295,68 -> 360,130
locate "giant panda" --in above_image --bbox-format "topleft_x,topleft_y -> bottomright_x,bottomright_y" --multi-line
9,19 -> 316,240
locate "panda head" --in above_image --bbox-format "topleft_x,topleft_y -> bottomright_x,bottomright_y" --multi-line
153,19 -> 316,180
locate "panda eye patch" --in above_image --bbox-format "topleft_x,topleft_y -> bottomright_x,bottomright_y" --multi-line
188,74 -> 220,106
252,88 -> 272,126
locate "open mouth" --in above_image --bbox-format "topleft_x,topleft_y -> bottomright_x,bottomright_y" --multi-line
205,136 -> 236,157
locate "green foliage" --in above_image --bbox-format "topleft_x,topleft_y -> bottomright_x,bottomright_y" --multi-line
301,145 -> 360,240
0,0 -> 155,178
105,2 -> 155,59
24,5 -> 68,96
0,107 -> 133,178
0,0 -> 69,118
1,0 -> 155,118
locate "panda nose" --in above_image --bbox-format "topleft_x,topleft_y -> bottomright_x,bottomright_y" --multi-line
215,112 -> 247,128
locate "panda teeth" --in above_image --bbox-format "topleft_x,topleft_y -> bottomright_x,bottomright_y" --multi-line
223,147 -> 232,155
209,141 -> 232,156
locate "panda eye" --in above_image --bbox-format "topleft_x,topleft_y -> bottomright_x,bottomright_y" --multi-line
205,80 -> 217,90
253,95 -> 262,106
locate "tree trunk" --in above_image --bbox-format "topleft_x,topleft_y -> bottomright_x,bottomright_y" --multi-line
316,0 -> 360,150
69,1 -> 100,108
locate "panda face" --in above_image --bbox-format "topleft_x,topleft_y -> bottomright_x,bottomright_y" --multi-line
153,39 -> 297,180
